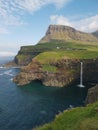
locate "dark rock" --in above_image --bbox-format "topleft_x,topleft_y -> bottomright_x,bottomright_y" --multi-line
86,84 -> 98,104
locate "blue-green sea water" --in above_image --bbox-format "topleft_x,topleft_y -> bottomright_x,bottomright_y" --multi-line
0,58 -> 88,130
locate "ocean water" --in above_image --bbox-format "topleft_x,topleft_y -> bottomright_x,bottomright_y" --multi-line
0,58 -> 88,130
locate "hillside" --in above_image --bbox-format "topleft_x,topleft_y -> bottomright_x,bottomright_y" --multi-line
14,25 -> 98,66
35,101 -> 98,130
39,25 -> 98,43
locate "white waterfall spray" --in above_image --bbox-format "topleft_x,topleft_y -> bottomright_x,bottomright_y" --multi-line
78,62 -> 85,88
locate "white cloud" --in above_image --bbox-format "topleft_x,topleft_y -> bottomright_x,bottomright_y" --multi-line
50,15 -> 71,26
0,51 -> 16,57
50,14 -> 98,32
0,27 -> 9,34
0,0 -> 72,26
73,15 -> 98,32
0,0 -> 72,34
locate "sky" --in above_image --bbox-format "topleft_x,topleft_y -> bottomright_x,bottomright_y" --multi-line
0,0 -> 98,56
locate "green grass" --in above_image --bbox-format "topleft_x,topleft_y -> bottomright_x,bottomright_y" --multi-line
15,54 -> 31,60
42,64 -> 57,73
35,50 -> 98,64
19,41 -> 98,54
17,41 -> 98,66
35,102 -> 98,130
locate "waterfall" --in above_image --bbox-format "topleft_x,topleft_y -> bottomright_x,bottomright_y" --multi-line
78,62 -> 85,88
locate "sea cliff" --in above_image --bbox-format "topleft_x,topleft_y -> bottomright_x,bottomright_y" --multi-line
13,25 -> 98,87
13,58 -> 98,87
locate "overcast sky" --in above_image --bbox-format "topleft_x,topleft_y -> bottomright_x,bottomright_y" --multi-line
0,0 -> 98,56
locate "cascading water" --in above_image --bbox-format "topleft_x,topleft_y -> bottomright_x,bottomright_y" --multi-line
78,62 -> 85,88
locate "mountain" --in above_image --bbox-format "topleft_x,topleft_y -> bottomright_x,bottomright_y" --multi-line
13,25 -> 98,66
39,25 -> 98,43
92,30 -> 98,38
13,25 -> 98,87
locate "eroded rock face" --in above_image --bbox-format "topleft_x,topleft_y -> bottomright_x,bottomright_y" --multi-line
13,58 -> 98,87
39,25 -> 98,43
86,85 -> 98,104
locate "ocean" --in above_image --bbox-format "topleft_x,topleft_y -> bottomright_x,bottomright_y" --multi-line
0,57 -> 88,130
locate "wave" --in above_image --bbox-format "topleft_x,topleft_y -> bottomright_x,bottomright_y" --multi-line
0,66 -> 4,68
0,70 -> 14,76
10,78 -> 13,81
4,70 -> 14,76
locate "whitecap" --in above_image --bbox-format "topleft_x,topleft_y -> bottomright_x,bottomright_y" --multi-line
4,70 -> 14,76
0,66 -> 3,69
10,78 -> 13,81
69,105 -> 73,108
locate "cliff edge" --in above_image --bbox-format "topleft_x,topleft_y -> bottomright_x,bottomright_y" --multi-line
13,25 -> 98,87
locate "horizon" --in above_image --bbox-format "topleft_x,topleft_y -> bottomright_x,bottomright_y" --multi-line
0,0 -> 98,56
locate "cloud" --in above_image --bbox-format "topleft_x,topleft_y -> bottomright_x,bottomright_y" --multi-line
50,15 -> 71,26
0,0 -> 72,26
0,51 -> 16,57
0,27 -> 9,34
73,15 -> 98,32
0,0 -> 72,34
50,14 -> 98,32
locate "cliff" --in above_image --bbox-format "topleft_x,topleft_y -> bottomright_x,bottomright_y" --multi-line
13,56 -> 98,87
39,25 -> 98,43
13,25 -> 98,87
14,25 -> 98,66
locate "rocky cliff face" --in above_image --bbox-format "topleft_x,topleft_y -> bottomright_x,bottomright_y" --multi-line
86,85 -> 98,104
14,46 -> 41,66
13,58 -> 98,87
39,25 -> 98,43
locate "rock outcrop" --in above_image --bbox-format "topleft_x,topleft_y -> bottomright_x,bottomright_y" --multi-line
39,25 -> 98,43
86,85 -> 98,104
13,58 -> 98,87
14,46 -> 41,66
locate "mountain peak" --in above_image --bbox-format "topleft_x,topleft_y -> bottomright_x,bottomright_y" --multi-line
46,25 -> 76,35
39,25 -> 98,43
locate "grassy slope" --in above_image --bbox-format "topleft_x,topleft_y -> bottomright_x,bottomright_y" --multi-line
35,41 -> 98,63
35,102 -> 98,130
18,41 -> 98,54
32,41 -> 98,72
17,41 -> 98,71
35,50 -> 98,64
